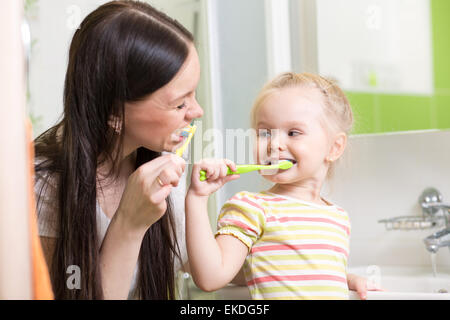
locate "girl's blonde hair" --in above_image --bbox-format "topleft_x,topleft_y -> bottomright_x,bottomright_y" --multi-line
251,72 -> 353,178
251,72 -> 353,135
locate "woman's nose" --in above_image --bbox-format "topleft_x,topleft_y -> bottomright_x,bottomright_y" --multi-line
186,99 -> 204,120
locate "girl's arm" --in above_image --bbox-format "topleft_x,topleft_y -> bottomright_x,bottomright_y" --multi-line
185,159 -> 247,292
186,192 -> 248,292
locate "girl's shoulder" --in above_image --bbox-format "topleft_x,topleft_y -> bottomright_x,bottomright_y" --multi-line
231,190 -> 294,205
228,190 -> 269,204
226,190 -> 281,213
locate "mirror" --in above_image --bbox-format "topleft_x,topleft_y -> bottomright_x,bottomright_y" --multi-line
288,0 -> 449,134
316,0 -> 433,95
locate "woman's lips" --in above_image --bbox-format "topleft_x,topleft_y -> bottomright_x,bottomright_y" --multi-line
171,132 -> 185,145
172,125 -> 191,142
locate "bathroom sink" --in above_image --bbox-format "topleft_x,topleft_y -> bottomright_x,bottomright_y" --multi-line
214,265 -> 450,300
348,265 -> 450,300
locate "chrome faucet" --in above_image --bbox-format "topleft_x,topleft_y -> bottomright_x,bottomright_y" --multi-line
424,229 -> 450,253
420,188 -> 450,253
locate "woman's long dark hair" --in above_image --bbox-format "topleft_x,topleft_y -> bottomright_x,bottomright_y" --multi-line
34,1 -> 193,299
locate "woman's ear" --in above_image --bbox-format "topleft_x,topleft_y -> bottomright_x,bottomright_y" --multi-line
108,116 -> 122,134
326,132 -> 347,163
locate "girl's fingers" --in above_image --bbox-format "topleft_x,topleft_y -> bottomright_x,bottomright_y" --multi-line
224,159 -> 237,173
210,167 -> 220,181
195,158 -> 237,182
207,160 -> 221,181
223,174 -> 240,184
219,162 -> 228,178
354,280 -> 368,300
205,166 -> 215,180
367,281 -> 384,291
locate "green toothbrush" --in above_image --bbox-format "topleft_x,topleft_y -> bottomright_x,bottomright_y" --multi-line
199,160 -> 293,181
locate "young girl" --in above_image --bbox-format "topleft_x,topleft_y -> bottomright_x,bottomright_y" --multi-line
186,72 -> 379,300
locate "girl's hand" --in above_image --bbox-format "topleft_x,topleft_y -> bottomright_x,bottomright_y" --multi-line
347,273 -> 384,300
188,158 -> 240,197
115,154 -> 186,235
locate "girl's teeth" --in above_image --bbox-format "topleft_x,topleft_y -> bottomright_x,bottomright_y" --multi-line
265,160 -> 297,165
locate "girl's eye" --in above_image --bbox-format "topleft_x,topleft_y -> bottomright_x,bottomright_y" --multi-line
288,130 -> 302,136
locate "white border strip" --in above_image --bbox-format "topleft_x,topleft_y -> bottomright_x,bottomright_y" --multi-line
205,0 -> 224,212
264,0 -> 292,77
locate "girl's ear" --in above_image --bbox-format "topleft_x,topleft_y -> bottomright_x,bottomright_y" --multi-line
326,132 -> 347,162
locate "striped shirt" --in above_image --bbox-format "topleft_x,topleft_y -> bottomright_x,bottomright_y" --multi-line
215,191 -> 350,300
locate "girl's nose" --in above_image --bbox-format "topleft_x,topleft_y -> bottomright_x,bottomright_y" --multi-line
268,131 -> 286,154
276,138 -> 286,151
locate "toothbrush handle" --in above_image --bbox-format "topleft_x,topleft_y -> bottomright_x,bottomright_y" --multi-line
199,165 -> 263,181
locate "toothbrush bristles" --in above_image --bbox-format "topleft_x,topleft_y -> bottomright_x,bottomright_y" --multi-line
180,124 -> 194,137
176,124 -> 196,157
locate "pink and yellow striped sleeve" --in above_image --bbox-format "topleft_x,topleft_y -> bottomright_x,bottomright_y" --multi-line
215,191 -> 266,250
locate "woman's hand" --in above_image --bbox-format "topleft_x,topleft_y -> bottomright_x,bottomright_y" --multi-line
115,153 -> 186,235
347,273 -> 384,300
188,158 -> 240,197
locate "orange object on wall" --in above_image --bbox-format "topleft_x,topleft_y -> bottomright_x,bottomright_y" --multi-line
26,119 -> 54,300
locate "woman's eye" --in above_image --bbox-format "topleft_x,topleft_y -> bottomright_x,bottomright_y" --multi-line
177,102 -> 186,110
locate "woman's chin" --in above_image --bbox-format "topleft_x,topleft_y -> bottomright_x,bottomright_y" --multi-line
163,140 -> 183,153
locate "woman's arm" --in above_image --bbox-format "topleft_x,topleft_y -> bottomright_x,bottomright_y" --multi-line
185,192 -> 248,292
99,154 -> 186,299
99,211 -> 147,299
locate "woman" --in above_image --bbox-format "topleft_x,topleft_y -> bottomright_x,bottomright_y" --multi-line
34,0 -> 203,299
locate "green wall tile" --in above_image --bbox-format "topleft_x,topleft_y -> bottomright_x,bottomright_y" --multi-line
347,0 -> 450,134
345,92 -> 376,134
377,95 -> 432,132
432,0 -> 450,90
434,94 -> 450,129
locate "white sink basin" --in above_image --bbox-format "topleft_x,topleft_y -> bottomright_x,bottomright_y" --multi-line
214,265 -> 450,300
348,265 -> 450,300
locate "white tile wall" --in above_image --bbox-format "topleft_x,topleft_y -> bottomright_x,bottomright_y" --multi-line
325,130 -> 450,269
